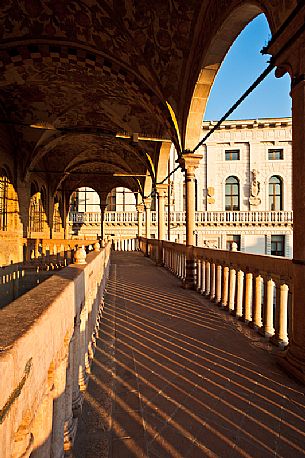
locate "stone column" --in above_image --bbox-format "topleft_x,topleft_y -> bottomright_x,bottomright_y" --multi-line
179,153 -> 202,246
156,184 -> 167,241
99,202 -> 107,240
144,198 -> 151,239
178,153 -> 202,288
136,203 -> 144,238
265,4 -> 305,382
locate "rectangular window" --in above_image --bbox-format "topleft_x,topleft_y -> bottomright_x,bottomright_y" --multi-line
271,235 -> 285,256
225,150 -> 240,161
268,149 -> 283,160
226,235 -> 241,251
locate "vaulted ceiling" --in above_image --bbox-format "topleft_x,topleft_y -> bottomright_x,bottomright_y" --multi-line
0,0 -> 297,197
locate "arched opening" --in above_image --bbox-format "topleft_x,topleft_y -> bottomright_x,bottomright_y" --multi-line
29,183 -> 48,235
0,169 -> 9,231
106,188 -> 137,212
225,176 -> 240,211
53,194 -> 63,234
74,187 -> 101,213
269,175 -> 283,211
185,7 -> 291,149
204,14 -> 291,121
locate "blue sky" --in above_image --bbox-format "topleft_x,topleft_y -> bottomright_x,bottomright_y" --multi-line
204,14 -> 292,121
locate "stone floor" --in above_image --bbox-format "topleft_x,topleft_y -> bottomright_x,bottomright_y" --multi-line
72,252 -> 305,458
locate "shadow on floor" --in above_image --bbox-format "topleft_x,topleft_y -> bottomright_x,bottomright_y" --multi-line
72,252 -> 305,458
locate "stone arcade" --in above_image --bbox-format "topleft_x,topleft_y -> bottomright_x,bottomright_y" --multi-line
1,1 -> 305,457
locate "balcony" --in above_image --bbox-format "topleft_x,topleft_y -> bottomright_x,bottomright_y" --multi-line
69,210 -> 293,226
2,238 -> 305,457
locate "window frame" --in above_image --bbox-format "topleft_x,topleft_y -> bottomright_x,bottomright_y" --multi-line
268,148 -> 284,160
271,235 -> 285,256
225,176 -> 240,211
269,175 -> 283,211
225,149 -> 240,161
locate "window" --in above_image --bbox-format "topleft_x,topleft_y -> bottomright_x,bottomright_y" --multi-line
269,176 -> 282,210
107,189 -> 116,211
268,149 -> 283,160
29,193 -> 44,232
271,235 -> 285,256
225,176 -> 240,211
225,150 -> 240,161
53,198 -> 62,232
226,235 -> 241,251
0,172 -> 9,231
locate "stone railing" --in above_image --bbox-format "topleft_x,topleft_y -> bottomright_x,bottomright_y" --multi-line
0,239 -> 99,308
69,210 -> 293,226
140,238 -> 292,348
69,211 -> 139,224
0,242 -> 111,457
111,236 -> 139,251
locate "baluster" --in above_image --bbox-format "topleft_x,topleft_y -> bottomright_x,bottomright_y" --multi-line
271,280 -> 289,347
210,262 -> 216,301
260,275 -> 274,337
235,269 -> 244,317
228,264 -> 236,312
242,271 -> 252,322
197,258 -> 202,292
250,274 -> 262,329
215,264 -> 222,304
205,261 -> 211,297
200,259 -> 206,294
221,265 -> 229,309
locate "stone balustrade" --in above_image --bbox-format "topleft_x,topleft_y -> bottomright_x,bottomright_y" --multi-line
111,237 -> 139,251
0,242 -> 111,458
69,210 -> 293,226
140,238 -> 292,348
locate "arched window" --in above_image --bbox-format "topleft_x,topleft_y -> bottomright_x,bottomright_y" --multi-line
29,183 -> 46,233
0,170 -> 9,231
53,196 -> 62,233
269,176 -> 283,211
225,176 -> 239,211
107,189 -> 116,211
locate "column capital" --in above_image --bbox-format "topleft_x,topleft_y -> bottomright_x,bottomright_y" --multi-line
136,203 -> 144,213
155,183 -> 168,198
179,153 -> 203,177
144,198 -> 151,210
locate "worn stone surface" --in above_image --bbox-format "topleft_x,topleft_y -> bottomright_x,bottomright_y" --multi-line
72,252 -> 305,458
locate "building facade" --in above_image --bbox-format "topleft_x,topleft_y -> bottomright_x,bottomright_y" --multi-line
69,117 -> 293,257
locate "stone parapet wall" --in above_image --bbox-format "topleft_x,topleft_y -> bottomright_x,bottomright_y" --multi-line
0,242 -> 111,458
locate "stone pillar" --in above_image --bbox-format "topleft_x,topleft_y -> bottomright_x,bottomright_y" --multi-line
99,202 -> 107,240
178,153 -> 202,288
144,198 -> 151,239
179,153 -> 202,246
156,184 -> 167,241
265,4 -> 305,382
136,203 -> 144,238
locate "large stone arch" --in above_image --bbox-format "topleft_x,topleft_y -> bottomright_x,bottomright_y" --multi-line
183,2 -> 276,150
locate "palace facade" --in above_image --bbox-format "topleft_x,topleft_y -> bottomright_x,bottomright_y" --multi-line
70,117 -> 293,257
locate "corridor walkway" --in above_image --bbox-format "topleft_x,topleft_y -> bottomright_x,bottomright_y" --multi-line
72,252 -> 305,458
